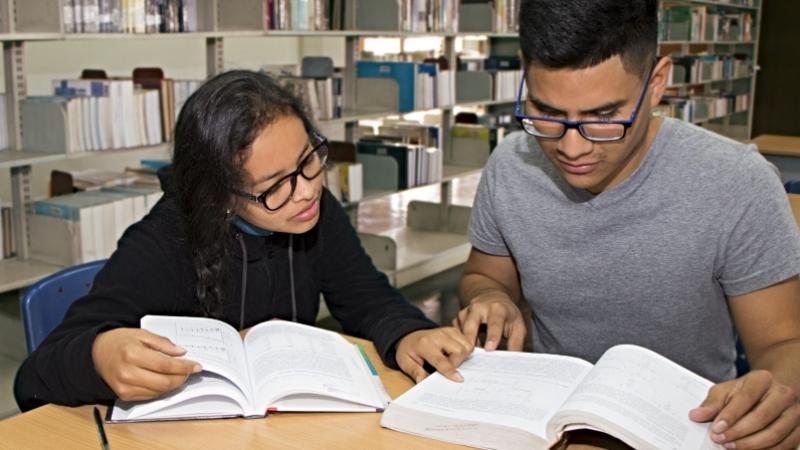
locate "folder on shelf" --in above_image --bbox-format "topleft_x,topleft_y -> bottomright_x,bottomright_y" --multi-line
455,71 -> 493,104
450,124 -> 502,167
357,61 -> 416,113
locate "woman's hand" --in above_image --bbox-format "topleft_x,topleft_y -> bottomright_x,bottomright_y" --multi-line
395,327 -> 475,383
92,328 -> 202,401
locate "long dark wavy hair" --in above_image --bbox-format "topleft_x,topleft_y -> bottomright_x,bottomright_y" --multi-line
172,70 -> 314,317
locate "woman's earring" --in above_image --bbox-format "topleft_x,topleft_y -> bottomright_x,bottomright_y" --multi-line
225,209 -> 232,218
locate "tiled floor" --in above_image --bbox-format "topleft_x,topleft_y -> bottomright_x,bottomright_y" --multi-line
0,290 -> 25,419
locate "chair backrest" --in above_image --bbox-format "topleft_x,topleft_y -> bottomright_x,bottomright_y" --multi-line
20,260 -> 106,354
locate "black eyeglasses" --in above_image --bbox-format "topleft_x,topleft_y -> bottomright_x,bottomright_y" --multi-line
514,60 -> 658,142
233,134 -> 329,211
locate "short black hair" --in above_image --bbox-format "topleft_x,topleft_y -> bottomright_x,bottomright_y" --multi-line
519,0 -> 658,76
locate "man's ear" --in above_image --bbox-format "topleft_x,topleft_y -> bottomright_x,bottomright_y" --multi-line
649,57 -> 672,107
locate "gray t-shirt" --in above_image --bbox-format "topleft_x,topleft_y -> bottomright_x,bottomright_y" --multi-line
469,117 -> 800,382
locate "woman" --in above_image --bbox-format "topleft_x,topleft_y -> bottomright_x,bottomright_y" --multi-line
15,70 -> 472,411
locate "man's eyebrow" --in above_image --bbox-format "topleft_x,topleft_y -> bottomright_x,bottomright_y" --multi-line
253,139 -> 312,185
528,95 -> 628,115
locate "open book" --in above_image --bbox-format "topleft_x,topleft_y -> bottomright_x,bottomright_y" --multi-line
108,316 -> 390,422
381,344 -> 723,450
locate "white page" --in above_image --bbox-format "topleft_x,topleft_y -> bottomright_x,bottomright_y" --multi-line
110,372 -> 249,421
548,345 -> 722,450
243,321 -> 382,411
141,316 -> 252,401
389,349 -> 593,438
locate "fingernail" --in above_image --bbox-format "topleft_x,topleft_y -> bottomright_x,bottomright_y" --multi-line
712,420 -> 728,433
192,365 -> 202,373
176,346 -> 187,353
453,372 -> 464,382
724,443 -> 736,449
711,433 -> 726,443
485,340 -> 495,350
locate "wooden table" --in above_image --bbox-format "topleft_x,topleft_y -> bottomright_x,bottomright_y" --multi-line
0,336 -> 625,449
790,194 -> 800,227
751,134 -> 800,157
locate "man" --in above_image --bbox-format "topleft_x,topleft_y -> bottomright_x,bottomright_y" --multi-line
455,1 -> 800,448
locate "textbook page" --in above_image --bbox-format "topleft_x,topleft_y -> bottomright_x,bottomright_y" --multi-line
141,316 -> 252,402
110,372 -> 250,421
547,344 -> 722,450
243,321 -> 385,412
383,349 -> 593,445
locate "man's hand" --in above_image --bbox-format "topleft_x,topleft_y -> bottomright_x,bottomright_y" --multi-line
395,327 -> 474,383
453,292 -> 526,351
689,370 -> 800,449
92,328 -> 202,401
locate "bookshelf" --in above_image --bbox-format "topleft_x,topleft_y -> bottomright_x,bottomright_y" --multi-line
0,0 -> 763,293
659,0 -> 762,140
0,0 -> 508,292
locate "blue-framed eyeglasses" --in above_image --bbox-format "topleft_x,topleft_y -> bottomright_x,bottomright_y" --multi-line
233,132 -> 329,211
515,60 -> 658,142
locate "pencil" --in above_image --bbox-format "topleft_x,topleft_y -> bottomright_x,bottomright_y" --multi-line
93,406 -> 110,450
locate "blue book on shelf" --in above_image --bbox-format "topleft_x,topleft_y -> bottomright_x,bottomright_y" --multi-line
357,61 -> 416,113
32,193 -> 109,221
52,79 -> 110,97
140,159 -> 170,170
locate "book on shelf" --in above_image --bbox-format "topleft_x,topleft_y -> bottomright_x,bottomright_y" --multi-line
30,183 -> 162,265
659,5 -> 754,42
324,161 -> 363,203
22,73 -> 200,154
356,139 -> 442,190
1,206 -> 14,259
64,0 -> 200,34
108,316 -> 390,422
450,123 -> 505,166
381,344 -> 723,450
357,61 -> 452,113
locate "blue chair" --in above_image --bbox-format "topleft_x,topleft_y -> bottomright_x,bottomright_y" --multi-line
785,180 -> 800,194
735,338 -> 750,377
20,260 -> 106,354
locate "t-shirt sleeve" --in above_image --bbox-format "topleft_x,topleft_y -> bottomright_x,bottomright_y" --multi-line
468,152 -> 511,256
717,149 -> 800,296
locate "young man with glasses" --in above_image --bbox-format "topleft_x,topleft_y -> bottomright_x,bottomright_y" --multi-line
455,1 -> 800,448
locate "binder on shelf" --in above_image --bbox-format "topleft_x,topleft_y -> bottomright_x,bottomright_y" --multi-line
348,0 -> 400,31
455,71 -> 493,104
450,124 -> 503,167
357,61 -> 416,113
357,140 -> 411,190
355,78 -> 400,113
459,0 -> 494,32
21,97 -> 77,154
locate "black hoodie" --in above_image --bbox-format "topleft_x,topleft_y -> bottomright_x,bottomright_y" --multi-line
14,176 -> 436,411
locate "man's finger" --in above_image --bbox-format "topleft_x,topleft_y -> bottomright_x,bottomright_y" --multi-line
690,380 -> 736,423
443,327 -> 475,355
505,317 -> 527,351
712,374 -> 771,437
716,383 -> 798,444
460,307 -> 486,348
484,307 -> 507,351
724,403 -> 800,450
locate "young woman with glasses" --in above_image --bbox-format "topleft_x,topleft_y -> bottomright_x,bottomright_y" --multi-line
15,70 -> 473,411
